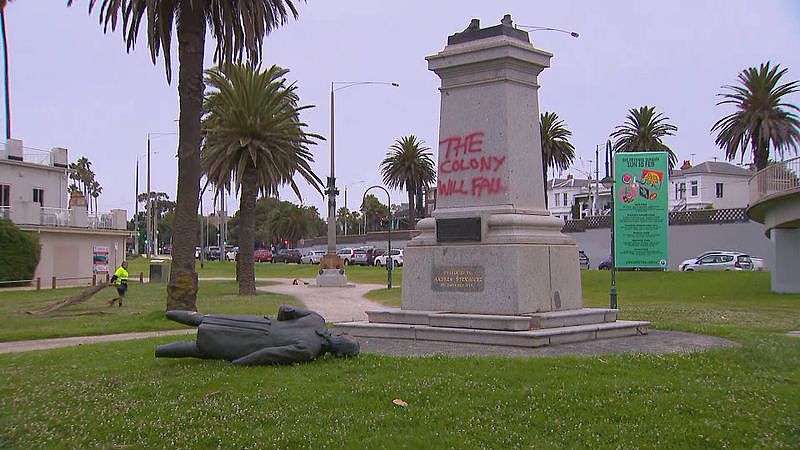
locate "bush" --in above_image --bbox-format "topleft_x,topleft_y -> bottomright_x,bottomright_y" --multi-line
0,219 -> 41,284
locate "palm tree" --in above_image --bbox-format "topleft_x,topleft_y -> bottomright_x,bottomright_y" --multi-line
539,112 -> 575,208
711,62 -> 800,171
380,135 -> 436,227
611,106 -> 678,169
89,179 -> 102,214
267,203 -> 319,248
71,1 -> 303,310
201,64 -> 322,295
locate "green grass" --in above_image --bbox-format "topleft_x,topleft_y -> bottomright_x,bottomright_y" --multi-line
1,271 -> 799,448
0,281 -> 291,342
365,287 -> 402,307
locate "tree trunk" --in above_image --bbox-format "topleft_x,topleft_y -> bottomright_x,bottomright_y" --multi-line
753,133 -> 769,171
167,1 -> 205,311
406,186 -> 415,228
238,165 -> 257,295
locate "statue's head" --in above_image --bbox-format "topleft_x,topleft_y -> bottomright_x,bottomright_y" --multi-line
327,332 -> 360,357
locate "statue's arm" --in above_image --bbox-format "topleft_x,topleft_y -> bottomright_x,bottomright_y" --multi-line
277,305 -> 314,321
231,342 -> 316,366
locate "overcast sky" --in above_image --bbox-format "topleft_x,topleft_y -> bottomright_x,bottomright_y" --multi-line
5,1 -> 800,219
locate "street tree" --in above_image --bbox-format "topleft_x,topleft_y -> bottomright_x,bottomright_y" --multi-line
380,135 -> 436,228
540,112 -> 575,208
611,106 -> 678,169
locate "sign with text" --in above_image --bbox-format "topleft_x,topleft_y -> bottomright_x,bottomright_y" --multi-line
431,266 -> 485,292
613,152 -> 669,269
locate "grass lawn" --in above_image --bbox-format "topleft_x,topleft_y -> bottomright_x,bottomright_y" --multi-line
1,271 -> 798,448
0,281 -> 290,342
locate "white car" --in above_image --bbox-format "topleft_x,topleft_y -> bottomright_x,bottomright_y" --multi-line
300,250 -> 326,264
337,248 -> 356,265
225,247 -> 238,261
679,250 -> 726,271
750,257 -> 765,271
374,249 -> 403,267
682,252 -> 753,271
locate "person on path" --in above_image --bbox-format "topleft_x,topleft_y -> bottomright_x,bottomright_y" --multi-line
107,261 -> 129,307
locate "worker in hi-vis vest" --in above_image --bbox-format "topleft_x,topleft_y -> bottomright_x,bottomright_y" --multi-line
108,260 -> 129,307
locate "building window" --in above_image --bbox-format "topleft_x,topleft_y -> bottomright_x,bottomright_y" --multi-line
690,181 -> 698,197
33,188 -> 44,207
563,193 -> 568,206
715,183 -> 724,198
554,194 -> 559,207
0,184 -> 9,206
674,183 -> 686,200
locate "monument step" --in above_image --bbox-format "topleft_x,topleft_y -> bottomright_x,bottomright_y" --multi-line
335,320 -> 650,348
365,308 -> 617,331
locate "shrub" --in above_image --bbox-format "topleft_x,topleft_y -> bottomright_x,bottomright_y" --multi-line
0,219 -> 41,284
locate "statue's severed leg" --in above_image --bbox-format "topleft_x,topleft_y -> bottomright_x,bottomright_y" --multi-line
155,341 -> 202,358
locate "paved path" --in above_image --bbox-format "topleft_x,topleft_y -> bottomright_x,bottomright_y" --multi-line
0,329 -> 194,354
255,278 -> 387,323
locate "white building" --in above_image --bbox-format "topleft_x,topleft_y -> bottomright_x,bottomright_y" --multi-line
546,159 -> 753,219
669,160 -> 753,211
1,138 -> 129,286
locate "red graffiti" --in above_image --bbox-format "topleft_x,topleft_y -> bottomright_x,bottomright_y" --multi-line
471,176 -> 506,197
438,131 -> 508,198
439,131 -> 485,159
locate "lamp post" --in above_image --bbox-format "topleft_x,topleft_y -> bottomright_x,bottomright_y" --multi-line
516,25 -> 580,38
343,180 -> 366,235
325,81 -> 398,259
145,131 -> 176,257
363,185 -> 393,289
601,170 -> 617,309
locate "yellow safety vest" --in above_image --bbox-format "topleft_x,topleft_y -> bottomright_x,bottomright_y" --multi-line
114,266 -> 129,285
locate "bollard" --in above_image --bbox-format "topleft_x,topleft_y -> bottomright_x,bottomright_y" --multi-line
92,274 -> 97,286
51,276 -> 56,289
36,277 -> 41,290
139,272 -> 144,284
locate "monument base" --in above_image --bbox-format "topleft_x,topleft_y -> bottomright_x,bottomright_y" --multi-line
316,269 -> 348,287
335,308 -> 650,348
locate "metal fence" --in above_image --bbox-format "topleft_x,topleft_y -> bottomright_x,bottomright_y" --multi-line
563,207 -> 750,232
40,207 -> 72,227
749,156 -> 800,204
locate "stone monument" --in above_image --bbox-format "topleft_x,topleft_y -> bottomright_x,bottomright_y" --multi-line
336,16 -> 649,348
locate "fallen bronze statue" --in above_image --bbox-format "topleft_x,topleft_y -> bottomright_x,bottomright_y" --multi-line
155,305 -> 360,365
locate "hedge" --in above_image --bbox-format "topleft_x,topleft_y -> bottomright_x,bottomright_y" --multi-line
0,219 -> 41,284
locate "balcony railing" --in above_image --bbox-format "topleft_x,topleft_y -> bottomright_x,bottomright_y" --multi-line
89,213 -> 114,230
749,157 -> 800,205
40,207 -> 72,227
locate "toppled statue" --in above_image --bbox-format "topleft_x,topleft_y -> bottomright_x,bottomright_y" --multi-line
155,305 -> 360,365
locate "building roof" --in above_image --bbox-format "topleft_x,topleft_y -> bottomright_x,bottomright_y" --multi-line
673,161 -> 753,177
548,178 -> 592,189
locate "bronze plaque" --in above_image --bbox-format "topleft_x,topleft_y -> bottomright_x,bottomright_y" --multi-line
431,266 -> 485,292
436,218 -> 481,242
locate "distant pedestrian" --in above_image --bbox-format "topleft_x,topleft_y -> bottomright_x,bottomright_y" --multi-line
107,261 -> 129,307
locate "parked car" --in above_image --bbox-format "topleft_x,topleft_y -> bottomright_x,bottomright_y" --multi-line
678,250 -> 726,272
337,248 -> 356,265
272,248 -> 302,264
374,249 -> 403,267
598,257 -> 612,270
225,246 -> 238,261
682,251 -> 753,271
750,257 -> 765,271
352,247 -> 376,266
301,250 -> 327,264
578,251 -> 590,270
206,246 -> 221,261
254,249 -> 273,263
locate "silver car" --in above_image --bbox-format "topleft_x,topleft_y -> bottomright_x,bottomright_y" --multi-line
300,250 -> 326,264
682,252 -> 753,271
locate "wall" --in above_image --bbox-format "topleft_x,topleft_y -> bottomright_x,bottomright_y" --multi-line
570,221 -> 773,271
0,160 -> 68,209
27,228 -> 129,286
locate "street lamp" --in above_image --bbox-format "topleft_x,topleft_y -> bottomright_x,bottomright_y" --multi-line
146,131 -> 176,257
343,180 -> 366,235
601,173 -> 617,309
516,24 -> 580,38
325,81 -> 398,260
363,185 -> 393,290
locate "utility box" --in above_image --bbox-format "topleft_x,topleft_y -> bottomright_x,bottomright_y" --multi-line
149,260 -> 170,283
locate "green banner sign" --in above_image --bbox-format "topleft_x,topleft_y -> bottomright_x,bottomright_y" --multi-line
613,152 -> 669,269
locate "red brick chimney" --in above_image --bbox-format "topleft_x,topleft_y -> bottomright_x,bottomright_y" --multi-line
680,160 -> 692,170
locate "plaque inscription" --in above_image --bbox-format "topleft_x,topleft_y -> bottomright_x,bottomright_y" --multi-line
436,217 -> 481,242
431,266 -> 485,292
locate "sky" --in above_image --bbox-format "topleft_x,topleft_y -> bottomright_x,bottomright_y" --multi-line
4,0 -> 800,219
